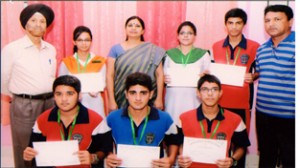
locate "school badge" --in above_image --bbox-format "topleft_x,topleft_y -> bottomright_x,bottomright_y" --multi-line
240,54 -> 249,64
145,133 -> 155,144
73,134 -> 83,144
216,132 -> 226,140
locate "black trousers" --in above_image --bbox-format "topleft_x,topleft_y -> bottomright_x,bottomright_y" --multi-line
256,111 -> 295,168
224,108 -> 247,168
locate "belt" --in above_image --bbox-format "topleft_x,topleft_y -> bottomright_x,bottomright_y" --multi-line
15,92 -> 53,100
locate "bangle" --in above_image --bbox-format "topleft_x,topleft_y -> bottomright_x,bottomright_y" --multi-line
91,154 -> 99,164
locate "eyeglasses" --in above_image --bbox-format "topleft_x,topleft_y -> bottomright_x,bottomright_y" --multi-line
179,31 -> 194,36
76,39 -> 92,43
200,87 -> 220,94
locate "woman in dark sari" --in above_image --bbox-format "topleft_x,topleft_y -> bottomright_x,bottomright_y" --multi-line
106,16 -> 165,111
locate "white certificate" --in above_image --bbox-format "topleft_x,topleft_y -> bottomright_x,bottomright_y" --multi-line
165,67 -> 200,87
209,63 -> 246,87
72,73 -> 105,92
117,144 -> 160,167
182,137 -> 227,164
33,140 -> 80,167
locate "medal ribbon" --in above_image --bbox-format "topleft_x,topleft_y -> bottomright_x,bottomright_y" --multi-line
76,53 -> 91,73
129,108 -> 150,145
226,47 -> 241,65
57,106 -> 79,141
179,46 -> 194,67
199,108 -> 223,139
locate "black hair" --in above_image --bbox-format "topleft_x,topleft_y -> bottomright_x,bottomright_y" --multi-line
73,26 -> 93,53
19,3 -> 54,29
125,16 -> 145,41
264,4 -> 293,20
177,21 -> 197,36
125,72 -> 152,91
197,74 -> 221,91
53,75 -> 81,94
225,8 -> 247,24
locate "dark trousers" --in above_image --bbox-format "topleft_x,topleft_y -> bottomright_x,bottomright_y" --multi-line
256,111 -> 295,168
224,108 -> 247,168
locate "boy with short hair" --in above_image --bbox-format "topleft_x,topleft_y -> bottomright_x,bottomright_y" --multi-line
178,74 -> 250,168
106,72 -> 180,168
23,75 -> 112,168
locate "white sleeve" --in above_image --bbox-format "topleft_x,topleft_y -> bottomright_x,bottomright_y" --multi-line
58,61 -> 70,76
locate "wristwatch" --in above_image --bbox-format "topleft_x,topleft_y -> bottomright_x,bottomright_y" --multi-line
91,154 -> 99,164
231,157 -> 238,167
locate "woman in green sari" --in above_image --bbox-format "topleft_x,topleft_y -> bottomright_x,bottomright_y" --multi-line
106,16 -> 165,112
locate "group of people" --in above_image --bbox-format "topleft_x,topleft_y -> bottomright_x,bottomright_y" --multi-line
1,2 -> 295,168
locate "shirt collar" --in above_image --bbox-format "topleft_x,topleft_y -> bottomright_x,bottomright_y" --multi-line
223,34 -> 247,49
121,106 -> 159,120
48,102 -> 89,124
196,104 -> 225,121
73,52 -> 96,59
23,34 -> 48,49
266,31 -> 295,46
285,31 -> 295,42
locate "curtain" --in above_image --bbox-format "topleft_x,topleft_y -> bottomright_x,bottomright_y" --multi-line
1,1 -> 25,49
1,1 -> 296,155
137,1 -> 187,50
1,1 -> 295,62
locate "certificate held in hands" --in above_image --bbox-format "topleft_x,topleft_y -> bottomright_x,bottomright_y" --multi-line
165,67 -> 200,87
72,73 -> 105,93
209,63 -> 246,87
33,140 -> 80,167
117,144 -> 160,167
182,137 -> 227,164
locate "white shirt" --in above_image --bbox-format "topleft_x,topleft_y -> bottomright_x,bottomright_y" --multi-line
1,35 -> 56,95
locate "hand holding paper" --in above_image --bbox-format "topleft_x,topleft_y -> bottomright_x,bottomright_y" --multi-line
106,153 -> 122,168
216,157 -> 235,168
182,137 -> 227,164
72,73 -> 105,92
33,140 -> 80,167
117,144 -> 159,167
165,67 -> 200,87
23,147 -> 38,161
177,155 -> 193,168
76,150 -> 92,165
209,63 -> 246,87
152,157 -> 172,168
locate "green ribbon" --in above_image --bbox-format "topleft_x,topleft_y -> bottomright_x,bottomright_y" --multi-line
57,106 -> 79,140
128,108 -> 150,145
76,53 -> 90,73
199,108 -> 223,139
226,47 -> 241,65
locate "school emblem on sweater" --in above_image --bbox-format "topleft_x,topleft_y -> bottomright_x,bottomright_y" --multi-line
145,133 -> 155,144
73,134 -> 83,144
240,54 -> 249,64
216,132 -> 226,140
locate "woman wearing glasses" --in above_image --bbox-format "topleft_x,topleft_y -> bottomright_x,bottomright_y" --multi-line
58,26 -> 107,117
163,21 -> 212,126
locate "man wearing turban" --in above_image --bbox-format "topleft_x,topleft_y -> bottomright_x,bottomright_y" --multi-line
1,3 -> 56,168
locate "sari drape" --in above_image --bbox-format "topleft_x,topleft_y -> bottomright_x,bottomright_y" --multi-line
114,42 -> 165,108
